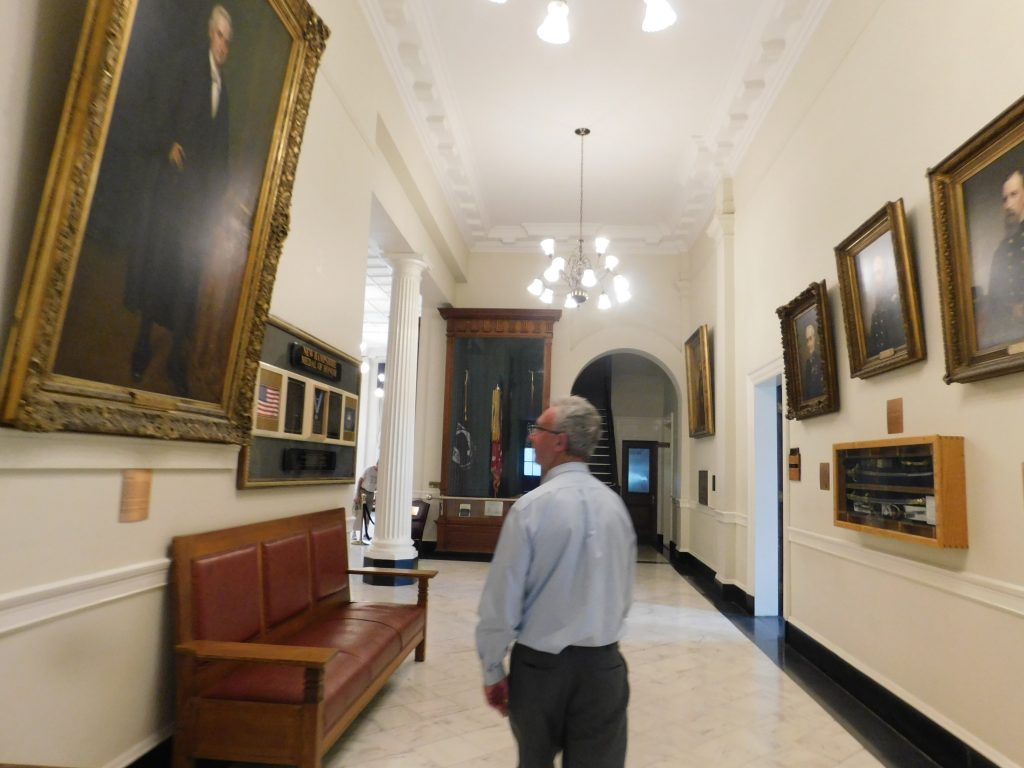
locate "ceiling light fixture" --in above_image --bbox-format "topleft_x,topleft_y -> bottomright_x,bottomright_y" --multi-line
534,0 -> 677,43
527,128 -> 630,310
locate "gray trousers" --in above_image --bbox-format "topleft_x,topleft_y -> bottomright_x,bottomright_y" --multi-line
509,642 -> 629,768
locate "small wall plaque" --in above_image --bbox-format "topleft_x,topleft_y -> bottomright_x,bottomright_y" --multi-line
119,469 -> 152,523
698,470 -> 709,506
819,462 -> 830,491
887,398 -> 904,434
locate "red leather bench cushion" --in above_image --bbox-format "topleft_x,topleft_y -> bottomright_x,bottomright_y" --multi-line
286,619 -> 401,681
191,546 -> 260,641
204,650 -> 372,732
262,533 -> 312,627
311,525 -> 350,600
333,603 -> 425,648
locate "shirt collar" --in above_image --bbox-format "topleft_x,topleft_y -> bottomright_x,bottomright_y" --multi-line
542,461 -> 588,483
209,50 -> 221,84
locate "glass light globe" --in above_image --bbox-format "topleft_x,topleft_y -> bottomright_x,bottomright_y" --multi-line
537,0 -> 570,44
581,268 -> 597,287
527,278 -> 544,296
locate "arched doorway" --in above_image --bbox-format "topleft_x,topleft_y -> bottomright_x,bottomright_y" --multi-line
572,352 -> 679,548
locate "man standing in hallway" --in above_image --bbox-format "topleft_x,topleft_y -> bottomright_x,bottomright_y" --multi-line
476,395 -> 636,768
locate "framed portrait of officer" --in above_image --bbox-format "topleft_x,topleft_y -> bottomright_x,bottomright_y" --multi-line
777,281 -> 840,420
834,199 -> 926,379
930,94 -> 1024,383
0,0 -> 328,443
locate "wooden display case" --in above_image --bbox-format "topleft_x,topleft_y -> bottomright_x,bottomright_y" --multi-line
832,435 -> 967,548
436,308 -> 560,553
435,497 -> 517,554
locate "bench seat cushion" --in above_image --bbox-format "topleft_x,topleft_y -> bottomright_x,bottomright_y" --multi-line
286,618 -> 402,680
332,603 -> 425,648
204,649 -> 372,731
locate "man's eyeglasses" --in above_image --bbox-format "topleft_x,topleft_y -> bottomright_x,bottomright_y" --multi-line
527,423 -> 562,436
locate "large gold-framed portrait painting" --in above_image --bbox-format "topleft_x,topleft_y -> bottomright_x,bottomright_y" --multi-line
930,94 -> 1024,383
0,0 -> 328,443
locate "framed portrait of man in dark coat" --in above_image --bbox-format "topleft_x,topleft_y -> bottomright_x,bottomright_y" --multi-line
0,0 -> 329,442
931,94 -> 1024,383
777,281 -> 840,420
834,199 -> 925,379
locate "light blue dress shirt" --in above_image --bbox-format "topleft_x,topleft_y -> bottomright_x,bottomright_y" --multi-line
476,461 -> 637,686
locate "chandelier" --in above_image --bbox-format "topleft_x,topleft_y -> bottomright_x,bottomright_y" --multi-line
527,128 -> 631,310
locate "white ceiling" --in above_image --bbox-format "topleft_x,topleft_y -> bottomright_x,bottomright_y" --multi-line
359,0 -> 829,351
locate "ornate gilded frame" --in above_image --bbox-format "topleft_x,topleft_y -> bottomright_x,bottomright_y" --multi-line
834,199 -> 925,378
684,324 -> 714,438
930,95 -> 1024,383
777,281 -> 840,420
0,0 -> 328,442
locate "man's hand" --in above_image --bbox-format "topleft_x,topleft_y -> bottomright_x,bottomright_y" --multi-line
483,678 -> 509,717
169,142 -> 186,170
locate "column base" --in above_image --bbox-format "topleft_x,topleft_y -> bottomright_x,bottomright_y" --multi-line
362,555 -> 419,586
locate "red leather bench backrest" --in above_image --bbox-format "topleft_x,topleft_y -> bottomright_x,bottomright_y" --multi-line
262,533 -> 313,628
191,546 -> 261,641
311,524 -> 350,601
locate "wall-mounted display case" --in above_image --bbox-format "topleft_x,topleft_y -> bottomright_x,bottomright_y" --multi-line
832,435 -> 966,548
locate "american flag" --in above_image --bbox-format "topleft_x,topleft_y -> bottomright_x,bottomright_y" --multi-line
256,384 -> 280,418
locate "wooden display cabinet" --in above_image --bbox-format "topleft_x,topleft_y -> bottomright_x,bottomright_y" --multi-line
436,308 -> 560,553
832,435 -> 967,548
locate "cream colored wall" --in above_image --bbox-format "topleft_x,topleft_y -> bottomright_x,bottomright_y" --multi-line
0,2 -> 463,765
731,1 -> 1024,763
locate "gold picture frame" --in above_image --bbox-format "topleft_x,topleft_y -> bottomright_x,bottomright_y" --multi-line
0,0 -> 328,442
684,324 -> 714,438
834,199 -> 925,378
930,94 -> 1024,383
777,281 -> 840,420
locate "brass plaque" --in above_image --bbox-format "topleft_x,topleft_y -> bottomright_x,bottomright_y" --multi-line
819,462 -> 830,491
887,398 -> 904,434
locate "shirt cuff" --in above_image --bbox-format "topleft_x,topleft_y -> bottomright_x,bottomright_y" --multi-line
483,662 -> 506,686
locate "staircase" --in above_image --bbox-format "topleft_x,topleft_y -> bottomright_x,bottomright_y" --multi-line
588,407 -> 619,491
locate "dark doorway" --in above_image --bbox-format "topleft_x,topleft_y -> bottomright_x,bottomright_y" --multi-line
621,440 -> 658,545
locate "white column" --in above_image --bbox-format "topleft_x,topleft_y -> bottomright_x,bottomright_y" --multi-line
365,255 -> 426,564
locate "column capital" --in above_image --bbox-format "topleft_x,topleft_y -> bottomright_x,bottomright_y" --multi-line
384,253 -> 428,276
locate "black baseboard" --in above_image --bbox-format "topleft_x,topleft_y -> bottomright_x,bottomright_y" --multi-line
667,544 -> 753,615
655,533 -> 664,552
418,549 -> 493,562
785,623 -> 999,768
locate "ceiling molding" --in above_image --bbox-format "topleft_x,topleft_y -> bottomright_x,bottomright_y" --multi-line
361,0 -> 831,256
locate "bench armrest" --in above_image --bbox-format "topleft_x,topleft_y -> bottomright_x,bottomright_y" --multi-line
176,640 -> 337,668
348,567 -> 438,579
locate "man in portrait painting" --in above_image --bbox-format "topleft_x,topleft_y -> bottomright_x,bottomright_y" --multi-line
980,169 -> 1024,348
126,5 -> 233,396
861,249 -> 906,358
801,320 -> 825,400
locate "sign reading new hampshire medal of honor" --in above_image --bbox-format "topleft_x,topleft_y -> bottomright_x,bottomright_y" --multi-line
289,342 -> 341,381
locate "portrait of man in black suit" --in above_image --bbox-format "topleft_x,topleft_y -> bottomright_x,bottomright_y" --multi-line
53,1 -> 292,402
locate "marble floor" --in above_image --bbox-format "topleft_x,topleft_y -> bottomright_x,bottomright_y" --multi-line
315,547 -> 890,768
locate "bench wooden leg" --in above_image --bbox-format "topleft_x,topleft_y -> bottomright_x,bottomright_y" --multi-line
415,637 -> 426,661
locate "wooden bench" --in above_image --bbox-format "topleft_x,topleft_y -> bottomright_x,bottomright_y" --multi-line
171,508 -> 437,768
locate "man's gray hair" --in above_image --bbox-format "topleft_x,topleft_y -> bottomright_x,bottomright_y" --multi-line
209,4 -> 232,33
550,395 -> 602,460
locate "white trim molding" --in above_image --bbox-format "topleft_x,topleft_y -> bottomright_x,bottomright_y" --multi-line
103,723 -> 174,768
790,528 -> 1024,619
693,504 -> 749,528
0,559 -> 170,637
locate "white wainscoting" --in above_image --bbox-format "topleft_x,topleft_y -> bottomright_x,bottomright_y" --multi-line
789,528 -> 1024,618
0,558 -> 170,637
